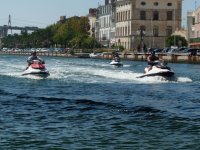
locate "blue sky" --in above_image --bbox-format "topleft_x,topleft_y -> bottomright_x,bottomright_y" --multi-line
0,0 -> 197,28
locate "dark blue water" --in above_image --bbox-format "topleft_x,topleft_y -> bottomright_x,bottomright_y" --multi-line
0,55 -> 200,149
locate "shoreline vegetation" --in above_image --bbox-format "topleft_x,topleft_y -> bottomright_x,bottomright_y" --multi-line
0,50 -> 200,64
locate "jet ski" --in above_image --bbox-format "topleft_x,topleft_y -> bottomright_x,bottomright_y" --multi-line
110,56 -> 123,66
137,61 -> 174,78
22,60 -> 50,77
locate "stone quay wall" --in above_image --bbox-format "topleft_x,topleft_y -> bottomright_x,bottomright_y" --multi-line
1,51 -> 200,64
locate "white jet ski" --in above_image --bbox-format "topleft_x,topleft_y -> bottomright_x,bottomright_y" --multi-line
22,60 -> 50,77
137,61 -> 174,78
110,57 -> 123,66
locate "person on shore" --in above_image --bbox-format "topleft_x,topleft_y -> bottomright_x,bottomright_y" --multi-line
27,51 -> 44,68
147,51 -> 162,70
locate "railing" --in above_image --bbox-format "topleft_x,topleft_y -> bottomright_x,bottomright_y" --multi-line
1,51 -> 200,64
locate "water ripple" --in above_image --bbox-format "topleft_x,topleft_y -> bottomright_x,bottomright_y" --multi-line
0,56 -> 200,149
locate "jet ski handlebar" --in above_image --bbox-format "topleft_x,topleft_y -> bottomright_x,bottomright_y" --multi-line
153,60 -> 167,66
31,59 -> 45,64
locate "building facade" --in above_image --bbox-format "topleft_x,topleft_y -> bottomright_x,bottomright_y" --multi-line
187,11 -> 195,40
88,9 -> 97,37
115,0 -> 132,50
95,0 -> 116,47
189,6 -> 200,48
194,7 -> 200,38
94,0 -> 182,50
116,0 -> 182,51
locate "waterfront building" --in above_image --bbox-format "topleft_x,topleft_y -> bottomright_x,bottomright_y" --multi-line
94,0 -> 182,50
116,0 -> 182,51
88,9 -> 97,37
115,0 -> 132,50
187,11 -> 195,40
95,0 -> 116,47
189,6 -> 200,48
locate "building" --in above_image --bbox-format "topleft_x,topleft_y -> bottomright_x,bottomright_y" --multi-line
187,11 -> 195,40
115,0 -> 132,50
189,6 -> 200,48
88,8 -> 97,37
95,0 -> 116,47
115,0 -> 182,51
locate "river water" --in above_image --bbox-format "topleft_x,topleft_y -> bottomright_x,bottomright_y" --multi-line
0,55 -> 199,149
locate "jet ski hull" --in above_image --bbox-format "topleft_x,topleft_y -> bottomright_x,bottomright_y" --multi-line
137,62 -> 174,78
22,60 -> 50,78
22,68 -> 50,77
110,60 -> 123,66
137,71 -> 174,78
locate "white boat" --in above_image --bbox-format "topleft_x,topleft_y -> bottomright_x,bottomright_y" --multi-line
22,60 -> 50,77
137,61 -> 174,78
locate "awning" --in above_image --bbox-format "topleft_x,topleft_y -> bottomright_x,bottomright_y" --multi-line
189,42 -> 200,46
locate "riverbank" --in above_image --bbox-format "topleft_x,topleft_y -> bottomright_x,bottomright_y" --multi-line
1,51 -> 200,64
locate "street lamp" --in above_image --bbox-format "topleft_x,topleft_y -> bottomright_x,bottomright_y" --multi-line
118,39 -> 121,50
137,28 -> 146,52
129,34 -> 134,51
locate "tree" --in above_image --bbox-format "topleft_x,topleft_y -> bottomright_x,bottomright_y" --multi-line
166,35 -> 188,47
1,16 -> 92,49
81,37 -> 97,49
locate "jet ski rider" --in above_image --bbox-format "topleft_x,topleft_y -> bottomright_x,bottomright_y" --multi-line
112,51 -> 120,62
27,51 -> 44,68
147,51 -> 162,70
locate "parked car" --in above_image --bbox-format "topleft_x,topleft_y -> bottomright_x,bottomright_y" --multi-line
176,47 -> 188,53
147,48 -> 157,53
154,48 -> 163,53
162,47 -> 171,53
167,48 -> 178,53
183,48 -> 199,56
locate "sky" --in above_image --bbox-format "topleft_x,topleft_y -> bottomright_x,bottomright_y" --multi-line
0,0 -> 198,29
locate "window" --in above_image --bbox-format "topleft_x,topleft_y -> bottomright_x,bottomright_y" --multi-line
153,11 -> 159,20
140,25 -> 146,31
102,35 -> 106,40
117,13 -> 119,22
192,18 -> 195,25
167,11 -> 173,20
140,11 -> 146,20
141,2 -> 146,6
166,26 -> 172,36
153,26 -> 159,37
167,3 -> 172,6
154,2 -> 159,6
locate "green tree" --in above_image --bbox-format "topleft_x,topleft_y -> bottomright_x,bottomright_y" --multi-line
1,16 -> 92,49
166,35 -> 188,47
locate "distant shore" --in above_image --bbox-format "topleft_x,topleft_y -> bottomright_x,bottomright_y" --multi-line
0,51 -> 200,64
